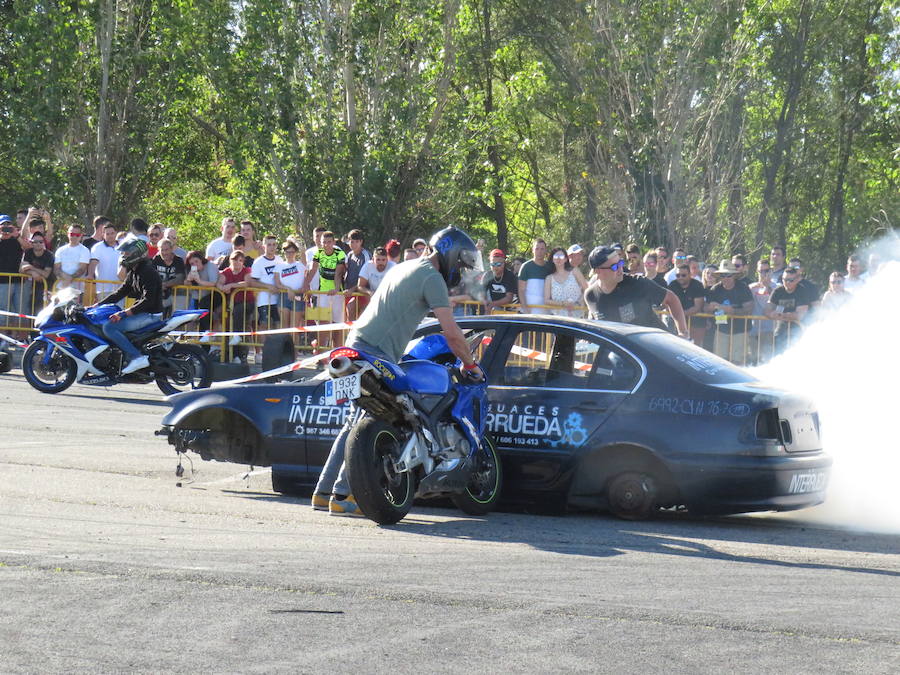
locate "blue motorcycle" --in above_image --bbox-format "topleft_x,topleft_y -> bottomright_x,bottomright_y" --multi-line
325,333 -> 502,524
23,287 -> 212,395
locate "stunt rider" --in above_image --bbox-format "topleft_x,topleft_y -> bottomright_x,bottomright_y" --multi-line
313,226 -> 485,517
93,236 -> 164,375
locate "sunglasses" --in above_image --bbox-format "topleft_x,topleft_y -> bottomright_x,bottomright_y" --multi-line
490,261 -> 504,267
68,232 -> 82,237
784,277 -> 799,283
599,259 -> 626,272
552,254 -> 567,260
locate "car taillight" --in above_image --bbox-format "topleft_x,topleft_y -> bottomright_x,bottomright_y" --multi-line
755,408 -> 780,440
330,347 -> 360,360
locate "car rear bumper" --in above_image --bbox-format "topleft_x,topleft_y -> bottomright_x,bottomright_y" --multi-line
667,452 -> 832,514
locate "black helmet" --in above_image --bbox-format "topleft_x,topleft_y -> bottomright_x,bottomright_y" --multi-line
116,236 -> 148,269
429,226 -> 478,286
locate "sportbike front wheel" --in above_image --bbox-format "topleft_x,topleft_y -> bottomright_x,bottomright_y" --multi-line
345,417 -> 415,524
22,341 -> 77,394
155,344 -> 212,395
451,435 -> 503,516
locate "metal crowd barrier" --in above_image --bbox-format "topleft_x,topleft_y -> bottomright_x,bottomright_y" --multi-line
2,271 -> 802,370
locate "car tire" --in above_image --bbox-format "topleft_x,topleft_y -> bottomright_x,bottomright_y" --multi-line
450,436 -> 503,516
607,471 -> 659,521
345,417 -> 415,524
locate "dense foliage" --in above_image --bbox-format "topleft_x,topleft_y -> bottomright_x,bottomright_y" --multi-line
1,0 -> 897,275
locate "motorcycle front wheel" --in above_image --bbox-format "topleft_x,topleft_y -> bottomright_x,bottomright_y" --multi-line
22,341 -> 77,394
345,417 -> 415,525
155,344 -> 212,395
451,435 -> 503,516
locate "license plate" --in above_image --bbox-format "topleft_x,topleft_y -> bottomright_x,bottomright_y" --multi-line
324,373 -> 361,405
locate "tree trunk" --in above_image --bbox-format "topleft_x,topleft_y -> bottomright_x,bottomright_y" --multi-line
754,0 -> 811,249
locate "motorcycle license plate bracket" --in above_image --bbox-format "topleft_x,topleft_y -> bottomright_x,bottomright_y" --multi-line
325,373 -> 361,405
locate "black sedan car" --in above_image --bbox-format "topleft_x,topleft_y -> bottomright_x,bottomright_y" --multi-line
160,315 -> 831,519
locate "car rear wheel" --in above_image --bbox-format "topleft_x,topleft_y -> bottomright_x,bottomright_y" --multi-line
607,471 -> 659,520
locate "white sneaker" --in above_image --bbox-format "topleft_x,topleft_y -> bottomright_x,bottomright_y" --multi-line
122,355 -> 150,375
229,336 -> 241,345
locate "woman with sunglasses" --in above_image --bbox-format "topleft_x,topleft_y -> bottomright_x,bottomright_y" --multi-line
543,247 -> 587,317
584,245 -> 688,338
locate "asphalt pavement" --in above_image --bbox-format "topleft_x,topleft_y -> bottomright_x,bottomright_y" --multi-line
1,372 -> 898,673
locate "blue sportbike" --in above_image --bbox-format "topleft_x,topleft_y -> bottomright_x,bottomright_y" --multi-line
24,287 -> 212,395
325,333 -> 502,524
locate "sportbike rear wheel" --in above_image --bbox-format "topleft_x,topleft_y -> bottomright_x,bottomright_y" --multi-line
22,341 -> 77,394
345,417 -> 415,524
451,435 -> 503,516
155,344 -> 212,395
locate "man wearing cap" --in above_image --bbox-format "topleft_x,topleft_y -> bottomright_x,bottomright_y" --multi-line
584,245 -> 688,337
482,249 -> 517,313
567,244 -> 584,270
412,238 -> 428,257
384,239 -> 402,264
704,260 -> 754,363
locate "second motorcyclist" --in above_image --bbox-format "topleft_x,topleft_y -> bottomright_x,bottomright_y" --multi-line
94,236 -> 164,375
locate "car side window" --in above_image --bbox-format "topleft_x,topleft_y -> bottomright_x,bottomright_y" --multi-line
501,330 -> 589,388
577,338 -> 640,390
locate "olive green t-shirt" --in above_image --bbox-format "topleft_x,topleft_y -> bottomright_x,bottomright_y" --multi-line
348,257 -> 449,362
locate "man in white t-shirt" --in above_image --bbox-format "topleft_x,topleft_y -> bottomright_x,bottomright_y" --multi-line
54,224 -> 91,289
205,217 -> 237,264
357,247 -> 396,296
89,222 -> 123,299
249,234 -> 284,327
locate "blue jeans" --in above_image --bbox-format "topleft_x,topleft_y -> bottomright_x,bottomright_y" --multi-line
314,338 -> 393,497
102,312 -> 161,360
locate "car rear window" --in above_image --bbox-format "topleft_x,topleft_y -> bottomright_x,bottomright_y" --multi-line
631,331 -> 751,384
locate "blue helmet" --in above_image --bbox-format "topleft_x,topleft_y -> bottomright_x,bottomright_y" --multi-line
429,226 -> 478,287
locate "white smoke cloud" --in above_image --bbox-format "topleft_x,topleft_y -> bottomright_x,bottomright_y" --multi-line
753,240 -> 900,534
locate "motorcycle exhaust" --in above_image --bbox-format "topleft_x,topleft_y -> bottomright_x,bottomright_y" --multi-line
328,355 -> 358,378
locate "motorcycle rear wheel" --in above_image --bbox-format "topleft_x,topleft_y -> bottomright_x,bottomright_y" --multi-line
22,341 -> 77,393
155,344 -> 212,395
451,435 -> 503,516
345,417 -> 415,524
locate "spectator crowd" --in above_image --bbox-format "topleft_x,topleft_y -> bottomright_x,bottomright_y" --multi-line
0,205 -> 888,366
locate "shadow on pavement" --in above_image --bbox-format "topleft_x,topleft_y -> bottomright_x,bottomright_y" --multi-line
228,489 -> 900,576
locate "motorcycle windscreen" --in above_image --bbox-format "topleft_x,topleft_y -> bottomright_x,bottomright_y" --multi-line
398,360 -> 451,395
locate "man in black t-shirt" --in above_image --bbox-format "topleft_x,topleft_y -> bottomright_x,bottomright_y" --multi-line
766,267 -> 811,353
789,258 -> 821,323
152,238 -> 186,317
20,233 -> 55,314
704,260 -> 754,363
482,249 -> 517,313
584,246 -> 687,336
667,263 -> 705,340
